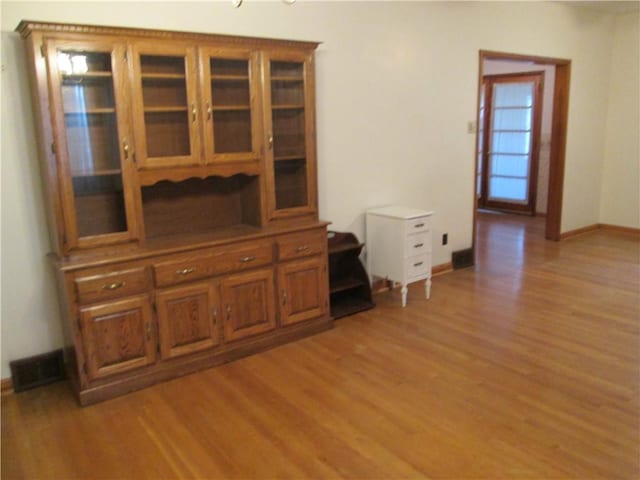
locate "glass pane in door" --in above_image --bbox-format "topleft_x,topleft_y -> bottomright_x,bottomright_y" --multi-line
487,81 -> 534,203
270,60 -> 307,210
58,49 -> 127,237
210,58 -> 252,153
140,55 -> 191,158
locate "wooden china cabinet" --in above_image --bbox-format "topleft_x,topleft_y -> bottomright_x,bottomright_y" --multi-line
17,20 -> 330,405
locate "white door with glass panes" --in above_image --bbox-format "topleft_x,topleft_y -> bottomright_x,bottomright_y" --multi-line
477,72 -> 543,214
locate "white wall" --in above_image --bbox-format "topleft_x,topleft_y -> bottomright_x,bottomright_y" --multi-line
0,1 -> 626,378
600,12 -> 640,228
1,24 -> 66,377
483,60 -> 556,214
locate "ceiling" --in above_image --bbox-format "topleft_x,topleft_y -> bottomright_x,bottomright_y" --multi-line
561,1 -> 640,14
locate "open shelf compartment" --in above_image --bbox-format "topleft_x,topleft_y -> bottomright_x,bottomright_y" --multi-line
142,174 -> 261,241
327,231 -> 374,319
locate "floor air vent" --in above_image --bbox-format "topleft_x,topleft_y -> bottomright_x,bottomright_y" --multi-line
452,248 -> 474,270
10,350 -> 66,392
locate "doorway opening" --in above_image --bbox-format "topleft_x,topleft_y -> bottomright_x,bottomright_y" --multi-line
473,50 -> 571,252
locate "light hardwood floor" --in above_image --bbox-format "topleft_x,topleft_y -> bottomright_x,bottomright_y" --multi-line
2,212 -> 639,479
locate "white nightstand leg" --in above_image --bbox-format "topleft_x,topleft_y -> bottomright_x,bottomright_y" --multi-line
401,284 -> 408,307
425,277 -> 431,300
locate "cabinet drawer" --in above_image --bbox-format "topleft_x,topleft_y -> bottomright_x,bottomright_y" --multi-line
407,216 -> 431,234
406,254 -> 431,279
405,231 -> 432,256
277,230 -> 326,261
154,240 -> 273,287
75,267 -> 152,304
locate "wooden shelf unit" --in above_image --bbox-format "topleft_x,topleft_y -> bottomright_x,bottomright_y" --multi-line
17,20 -> 329,405
327,231 -> 374,319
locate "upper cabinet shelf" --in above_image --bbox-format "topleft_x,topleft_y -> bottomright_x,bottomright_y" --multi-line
143,106 -> 188,112
272,104 -> 305,110
62,71 -> 112,79
211,74 -> 249,81
140,73 -> 186,80
271,76 -> 303,82
64,108 -> 116,114
211,105 -> 250,111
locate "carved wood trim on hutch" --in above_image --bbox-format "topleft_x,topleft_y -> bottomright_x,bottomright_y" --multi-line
16,20 -> 321,50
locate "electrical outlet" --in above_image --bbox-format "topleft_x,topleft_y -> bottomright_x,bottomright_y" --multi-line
442,233 -> 448,245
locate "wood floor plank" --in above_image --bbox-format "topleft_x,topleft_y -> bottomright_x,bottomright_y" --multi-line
2,213 -> 638,479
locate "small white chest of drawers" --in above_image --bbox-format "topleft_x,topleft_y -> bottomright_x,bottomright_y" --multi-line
366,206 -> 434,307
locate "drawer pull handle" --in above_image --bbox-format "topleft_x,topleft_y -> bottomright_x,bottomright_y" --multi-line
145,322 -> 152,341
282,291 -> 287,306
175,268 -> 195,276
226,304 -> 231,321
414,243 -> 424,248
413,262 -> 424,267
414,223 -> 425,228
239,256 -> 256,263
295,245 -> 310,252
102,281 -> 125,291
212,306 -> 218,324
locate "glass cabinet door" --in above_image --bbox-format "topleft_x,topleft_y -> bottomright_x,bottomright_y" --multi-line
131,44 -> 201,168
264,52 -> 317,219
200,49 -> 260,163
46,40 -> 138,250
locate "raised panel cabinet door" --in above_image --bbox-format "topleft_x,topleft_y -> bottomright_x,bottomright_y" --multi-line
156,282 -> 219,359
278,256 -> 328,326
79,295 -> 156,381
130,43 -> 201,168
262,51 -> 318,220
221,268 -> 276,342
199,48 -> 262,164
45,39 -> 140,251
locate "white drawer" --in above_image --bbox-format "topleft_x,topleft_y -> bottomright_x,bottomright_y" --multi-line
405,231 -> 431,256
406,253 -> 431,279
407,216 -> 430,234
